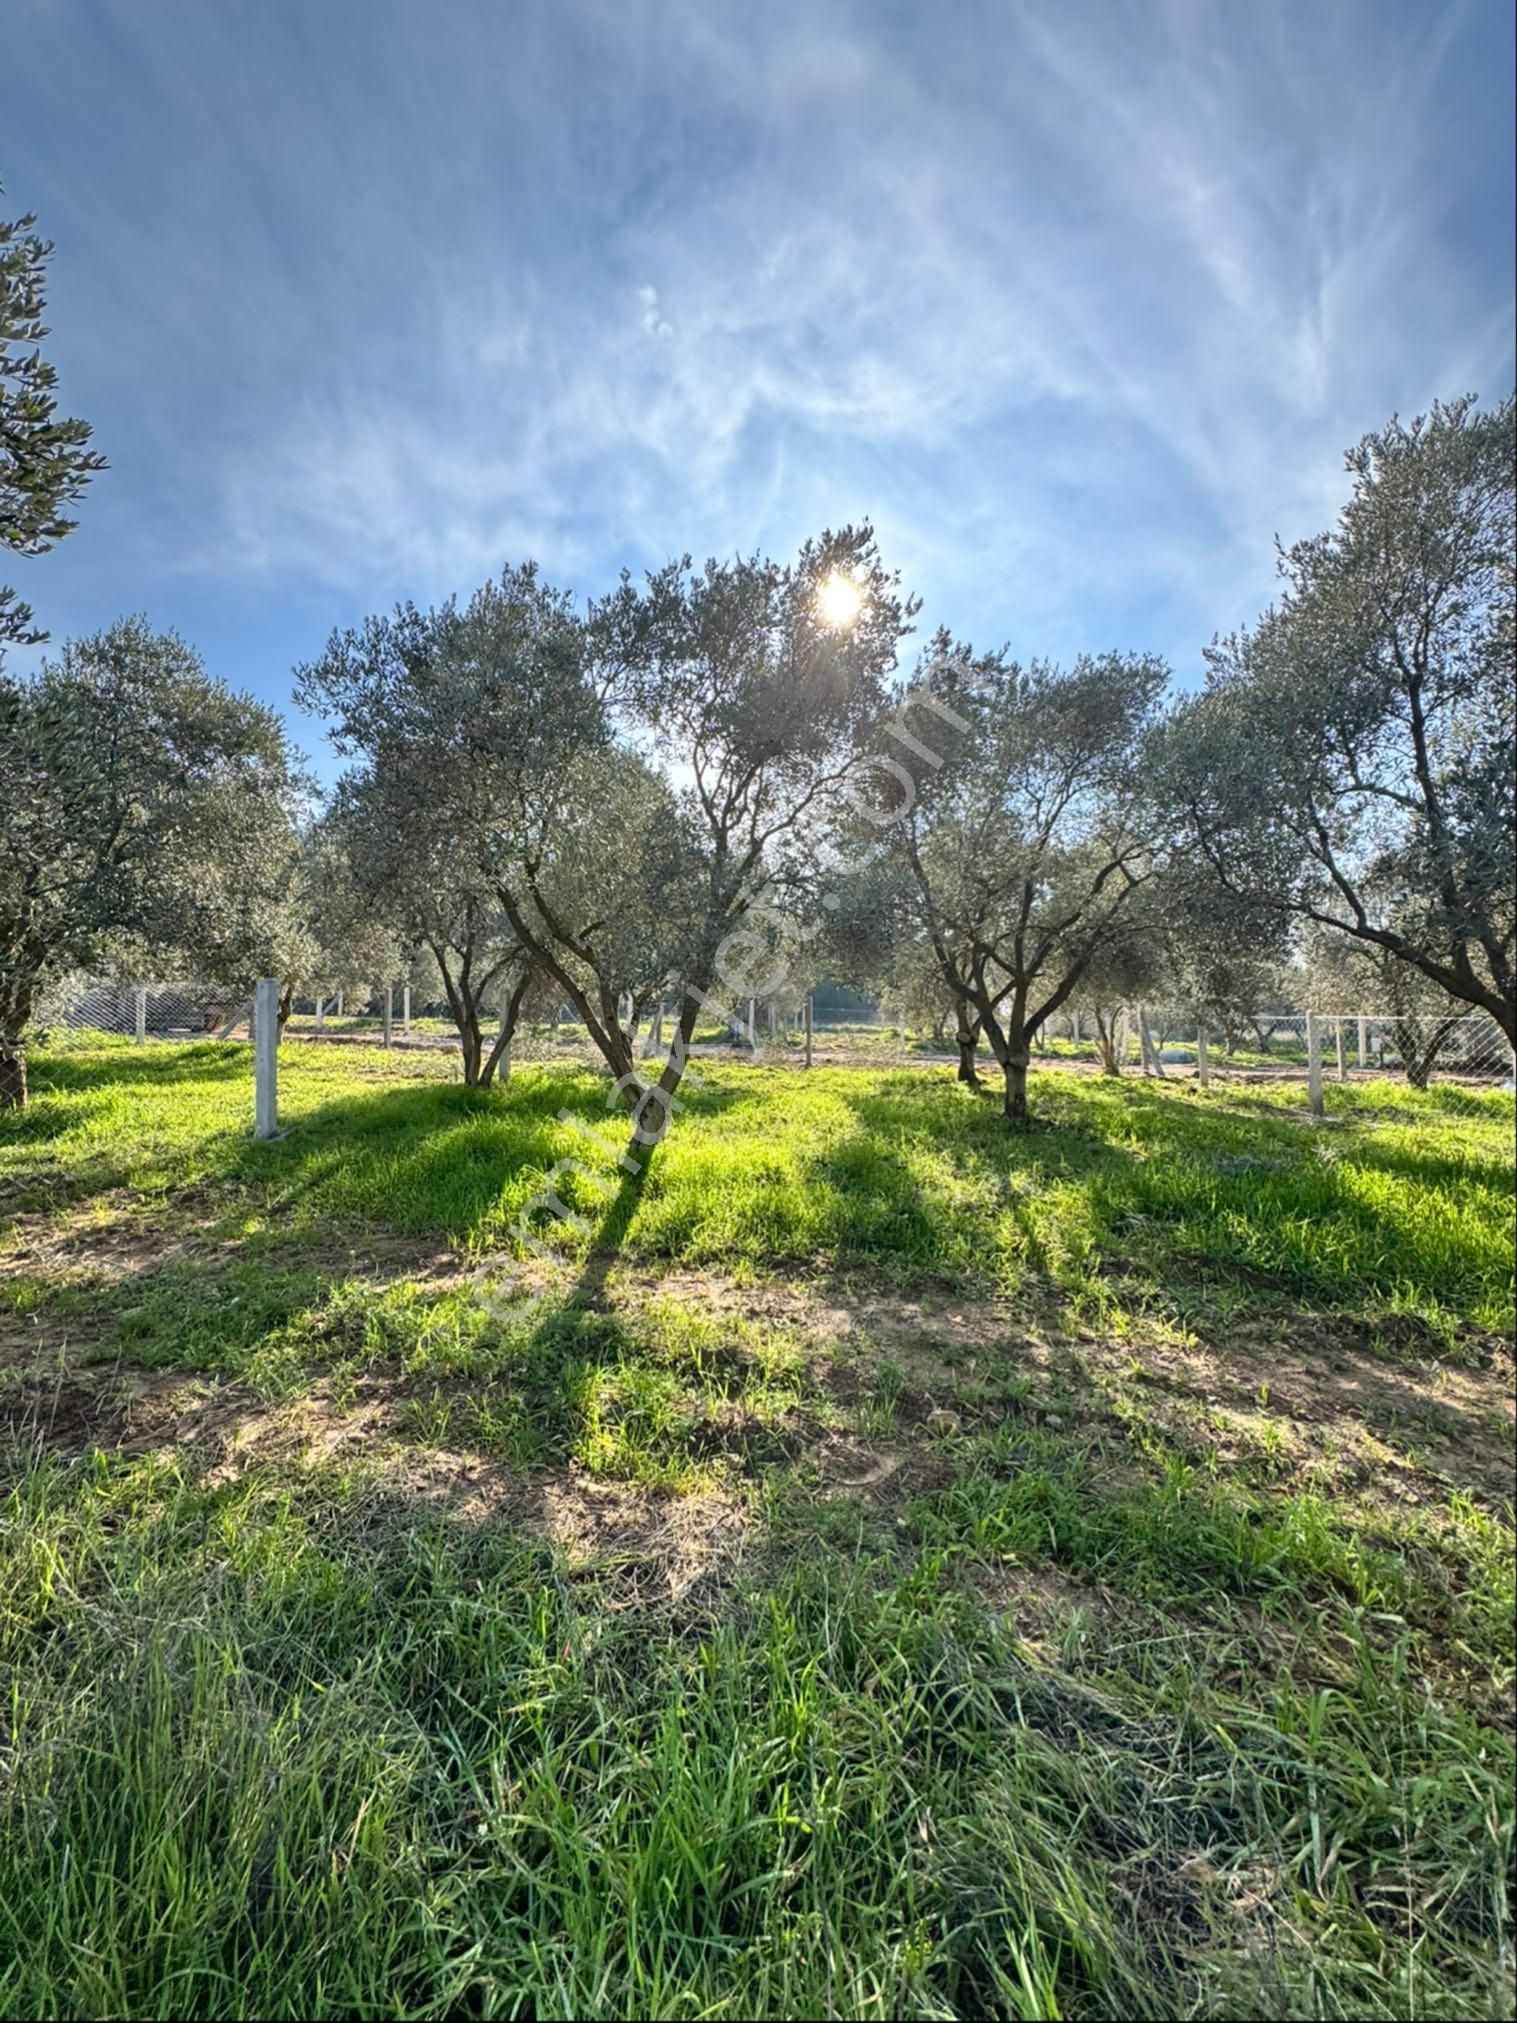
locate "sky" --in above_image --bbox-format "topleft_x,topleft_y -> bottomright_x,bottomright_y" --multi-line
5,0 -> 1514,776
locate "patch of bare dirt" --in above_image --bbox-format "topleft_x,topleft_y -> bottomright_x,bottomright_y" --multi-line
968,1561 -> 1123,1647
589,1262 -> 1516,1516
1,1193 -> 463,1290
1077,1316 -> 1516,1512
1,1344 -> 427,1483
608,1264 -> 1022,1373
807,1433 -> 919,1499
0,1201 -> 194,1288
385,1448 -> 752,1610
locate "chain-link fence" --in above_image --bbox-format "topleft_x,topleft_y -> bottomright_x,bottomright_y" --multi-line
31,976 -> 1517,1091
1309,1011 -> 1513,1087
1048,1009 -> 1512,1088
34,975 -> 253,1041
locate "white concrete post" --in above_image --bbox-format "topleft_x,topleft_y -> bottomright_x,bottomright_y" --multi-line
382,986 -> 393,1048
1116,1009 -> 1130,1072
1196,1024 -> 1210,1090
747,996 -> 756,1048
254,977 -> 280,1139
315,995 -> 325,1033
1071,1010 -> 1081,1045
1306,1011 -> 1324,1119
804,995 -> 813,1068
133,985 -> 147,1046
1335,1017 -> 1347,1083
335,991 -> 344,1018
402,983 -> 411,1036
1357,1016 -> 1367,1070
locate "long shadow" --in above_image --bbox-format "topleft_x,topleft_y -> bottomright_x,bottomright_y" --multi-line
235,1064 -> 741,1247
561,1156 -> 652,1315
2,1047 -> 252,1157
795,1072 -> 1511,1332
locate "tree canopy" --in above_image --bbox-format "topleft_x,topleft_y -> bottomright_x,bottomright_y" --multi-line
1162,395 -> 1516,1043
0,618 -> 301,1106
1,187 -> 106,660
891,638 -> 1170,1117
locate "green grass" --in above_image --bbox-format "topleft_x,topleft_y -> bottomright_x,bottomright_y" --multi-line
6,1039 -> 1512,1337
1,1039 -> 1512,2020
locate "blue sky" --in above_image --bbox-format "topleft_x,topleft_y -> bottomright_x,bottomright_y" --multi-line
6,0 -> 1514,774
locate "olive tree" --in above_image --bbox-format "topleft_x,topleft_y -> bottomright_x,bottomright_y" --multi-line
824,850 -> 982,1074
543,525 -> 916,1140
1,187 -> 106,661
1066,935 -> 1167,1075
896,642 -> 1170,1120
298,569 -> 700,1101
300,535 -> 914,1149
0,619 -> 301,1107
1143,860 -> 1297,1056
317,776 -> 532,1085
1164,394 -> 1516,1044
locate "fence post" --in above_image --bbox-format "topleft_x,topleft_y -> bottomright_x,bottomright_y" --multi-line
1196,1023 -> 1209,1090
747,996 -> 756,1049
133,986 -> 147,1046
336,991 -> 344,1018
1071,1010 -> 1081,1045
383,986 -> 393,1048
1357,1015 -> 1367,1071
1335,1017 -> 1347,1083
402,983 -> 411,1036
254,977 -> 280,1139
804,994 -> 813,1068
1306,1011 -> 1324,1119
1117,1009 -> 1129,1072
315,995 -> 325,1033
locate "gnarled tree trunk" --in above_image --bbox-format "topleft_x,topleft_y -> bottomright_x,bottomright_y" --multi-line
956,1011 -> 982,1085
0,979 -> 34,1111
1002,1052 -> 1030,1121
1093,1007 -> 1121,1076
0,1039 -> 26,1113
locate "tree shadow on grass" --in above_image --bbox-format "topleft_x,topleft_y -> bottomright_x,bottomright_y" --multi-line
806,1075 -> 1511,1332
1,1049 -> 252,1161
226,1066 -> 738,1250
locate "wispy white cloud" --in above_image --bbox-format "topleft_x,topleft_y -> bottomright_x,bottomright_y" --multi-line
7,0 -> 1513,696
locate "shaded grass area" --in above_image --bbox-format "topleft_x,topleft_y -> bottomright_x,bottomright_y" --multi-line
1,1041 -> 1513,2019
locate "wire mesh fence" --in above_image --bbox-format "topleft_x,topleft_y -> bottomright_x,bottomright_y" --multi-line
30,976 -> 1517,1090
33,974 -> 253,1041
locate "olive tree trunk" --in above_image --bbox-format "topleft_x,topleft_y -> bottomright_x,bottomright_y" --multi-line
0,979 -> 35,1111
1002,1053 -> 1030,1121
0,1039 -> 26,1113
956,1011 -> 982,1085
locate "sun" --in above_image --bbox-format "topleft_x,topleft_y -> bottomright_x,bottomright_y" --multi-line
815,570 -> 864,630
